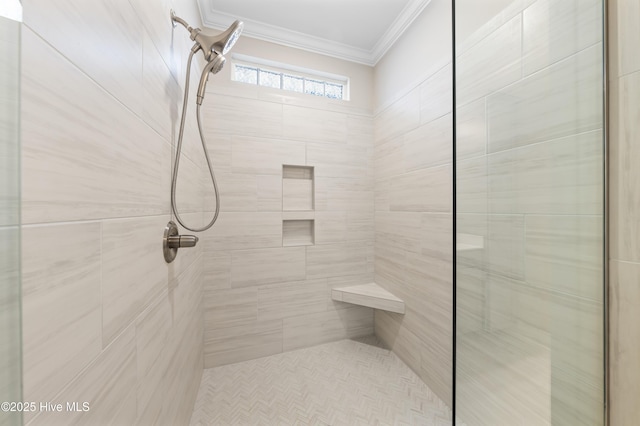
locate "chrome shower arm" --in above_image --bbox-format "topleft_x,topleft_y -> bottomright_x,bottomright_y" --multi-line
171,10 -> 191,31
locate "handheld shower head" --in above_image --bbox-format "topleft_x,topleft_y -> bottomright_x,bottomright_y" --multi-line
171,11 -> 243,104
197,53 -> 226,105
169,11 -> 243,235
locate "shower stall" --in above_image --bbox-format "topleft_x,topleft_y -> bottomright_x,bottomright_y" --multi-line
4,0 -> 613,424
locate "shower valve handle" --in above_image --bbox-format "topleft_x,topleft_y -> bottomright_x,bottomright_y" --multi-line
163,221 -> 198,263
167,234 -> 199,248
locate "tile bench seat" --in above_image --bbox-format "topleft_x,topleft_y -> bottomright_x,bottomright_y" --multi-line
331,283 -> 405,314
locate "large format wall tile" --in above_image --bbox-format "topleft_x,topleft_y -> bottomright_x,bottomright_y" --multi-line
523,0 -> 602,76
374,310 -> 422,372
420,330 -> 453,408
487,43 -> 603,153
610,260 -> 640,425
307,242 -> 374,279
455,98 -> 486,161
346,210 -> 375,242
283,105 -> 348,144
202,95 -> 283,138
375,90 -> 420,143
308,143 -> 371,179
456,266 -> 486,335
374,245 -> 407,287
21,28 -> 170,224
403,113 -> 452,172
525,215 -> 603,301
282,306 -> 373,351
257,279 -> 329,321
208,172 -> 282,213
28,327 -> 137,426
174,153 -> 205,214
376,211 -> 422,253
314,176 -> 374,213
232,135 -> 305,175
102,216 -> 170,346
205,287 -> 257,329
0,19 -> 20,228
514,280 -> 603,393
205,319 -> 283,368
347,115 -> 374,147
610,70 -> 640,262
203,212 -> 282,251
141,31 -> 176,142
214,173 -> 260,212
421,213 -> 453,262
171,255 -> 204,325
135,257 -> 202,426
0,226 -> 20,408
457,156 -> 487,214
231,247 -> 306,287
314,211 -> 348,244
135,291 -> 172,389
389,165 -> 452,213
403,253 -> 453,342
609,14 -> 637,417
257,174 -> 284,211
615,0 -> 640,77
488,130 -> 603,215
456,14 -> 522,107
141,31 -> 181,144
23,0 -> 144,116
374,137 -> 404,181
487,215 -> 525,281
419,63 -> 452,125
129,0 -> 182,82
22,223 -> 102,421
203,250 -> 231,290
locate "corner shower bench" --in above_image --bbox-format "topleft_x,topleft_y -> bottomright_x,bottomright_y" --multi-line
331,283 -> 405,314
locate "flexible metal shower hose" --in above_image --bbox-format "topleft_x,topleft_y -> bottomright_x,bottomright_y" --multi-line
171,50 -> 221,232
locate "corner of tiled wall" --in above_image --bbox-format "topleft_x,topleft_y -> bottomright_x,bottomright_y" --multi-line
373,59 -> 454,406
20,0 -> 206,424
608,0 -> 640,423
199,72 -> 377,368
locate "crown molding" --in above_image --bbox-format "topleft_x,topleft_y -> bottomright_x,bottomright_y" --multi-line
370,0 -> 432,64
197,0 -> 431,66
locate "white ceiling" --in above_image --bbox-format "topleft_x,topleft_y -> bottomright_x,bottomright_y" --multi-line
197,0 -> 432,66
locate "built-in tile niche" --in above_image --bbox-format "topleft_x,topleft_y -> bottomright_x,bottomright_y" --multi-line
283,219 -> 315,246
282,165 -> 314,246
283,165 -> 314,211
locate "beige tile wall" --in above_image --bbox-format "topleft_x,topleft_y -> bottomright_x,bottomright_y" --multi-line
200,58 -> 375,367
20,0 -> 205,424
373,59 -> 454,407
609,0 -> 640,423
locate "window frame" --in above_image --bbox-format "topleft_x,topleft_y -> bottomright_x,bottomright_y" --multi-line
231,54 -> 350,101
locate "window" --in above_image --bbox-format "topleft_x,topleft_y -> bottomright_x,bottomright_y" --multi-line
232,55 -> 349,101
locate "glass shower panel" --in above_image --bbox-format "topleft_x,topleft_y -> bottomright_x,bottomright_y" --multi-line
0,5 -> 22,426
454,0 -> 604,424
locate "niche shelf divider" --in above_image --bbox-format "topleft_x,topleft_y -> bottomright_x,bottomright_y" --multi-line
282,165 -> 315,247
